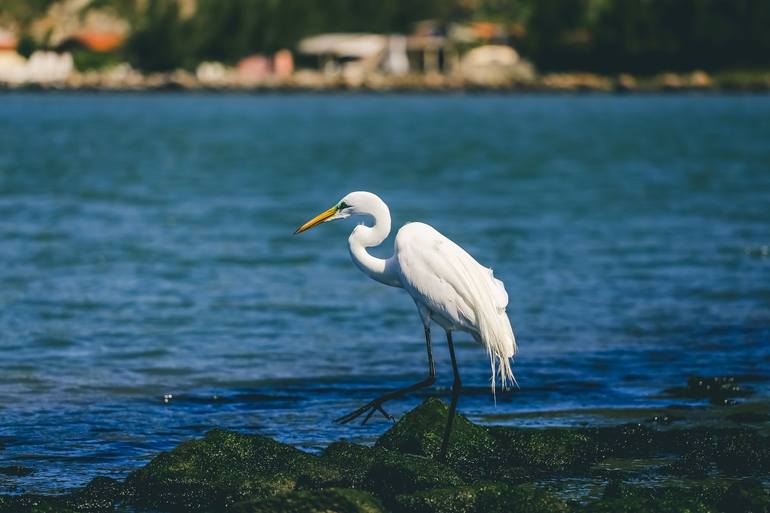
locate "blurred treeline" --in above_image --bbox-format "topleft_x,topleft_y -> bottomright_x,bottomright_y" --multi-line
5,0 -> 770,73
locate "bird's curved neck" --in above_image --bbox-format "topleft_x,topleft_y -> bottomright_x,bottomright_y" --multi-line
348,200 -> 401,287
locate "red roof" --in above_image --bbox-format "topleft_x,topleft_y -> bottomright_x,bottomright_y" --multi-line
74,31 -> 124,52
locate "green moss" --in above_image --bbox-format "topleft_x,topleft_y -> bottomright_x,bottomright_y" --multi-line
232,488 -> 385,513
66,476 -> 121,512
489,426 -> 601,475
667,428 -> 770,477
590,423 -> 657,458
394,483 -> 570,513
377,398 -> 501,479
123,428 -> 323,511
0,495 -> 75,513
394,485 -> 479,513
364,448 -> 464,498
321,441 -> 377,488
716,480 -> 770,513
586,485 -> 716,513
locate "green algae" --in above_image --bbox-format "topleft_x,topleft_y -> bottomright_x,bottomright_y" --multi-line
377,397 -> 500,480
232,488 -> 386,513
123,428 -> 318,511
364,448 -> 464,498
394,483 -> 571,513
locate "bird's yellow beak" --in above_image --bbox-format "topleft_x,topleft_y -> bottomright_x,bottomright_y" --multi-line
294,205 -> 338,234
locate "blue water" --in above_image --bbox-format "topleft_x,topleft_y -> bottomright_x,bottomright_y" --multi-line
0,93 -> 769,493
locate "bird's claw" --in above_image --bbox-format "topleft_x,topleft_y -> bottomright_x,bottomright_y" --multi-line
335,402 -> 395,425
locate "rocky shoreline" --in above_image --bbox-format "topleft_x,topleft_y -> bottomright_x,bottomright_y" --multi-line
2,69 -> 770,94
1,377 -> 769,513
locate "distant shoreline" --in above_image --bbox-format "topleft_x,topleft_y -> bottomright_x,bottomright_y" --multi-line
3,70 -> 769,94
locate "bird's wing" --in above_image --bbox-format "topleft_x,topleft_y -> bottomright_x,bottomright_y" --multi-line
395,222 -> 516,391
395,223 -> 481,330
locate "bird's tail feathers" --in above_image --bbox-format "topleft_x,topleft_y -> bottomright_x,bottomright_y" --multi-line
464,269 -> 517,397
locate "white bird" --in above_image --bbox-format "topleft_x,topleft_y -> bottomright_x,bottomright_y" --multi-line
294,191 -> 517,457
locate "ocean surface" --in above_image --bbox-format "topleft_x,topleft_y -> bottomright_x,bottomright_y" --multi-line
0,93 -> 769,493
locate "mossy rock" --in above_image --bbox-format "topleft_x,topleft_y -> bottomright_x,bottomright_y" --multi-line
663,376 -> 753,405
585,485 -> 716,513
0,465 -> 33,476
590,423 -> 658,458
66,476 -> 122,512
712,430 -> 770,476
394,483 -> 570,513
123,428 -> 326,511
716,480 -> 770,513
0,495 -> 75,513
667,428 -> 770,477
321,441 -> 377,488
489,426 -> 602,475
232,488 -> 385,513
364,448 -> 464,499
376,398 -> 501,478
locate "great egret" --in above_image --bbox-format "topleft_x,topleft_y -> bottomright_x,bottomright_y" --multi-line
295,191 -> 517,458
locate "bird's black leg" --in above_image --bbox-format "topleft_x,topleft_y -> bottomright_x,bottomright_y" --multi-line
335,326 -> 436,425
439,331 -> 461,461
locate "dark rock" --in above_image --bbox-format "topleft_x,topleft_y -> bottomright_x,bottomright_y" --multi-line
321,441 -> 376,488
667,427 -> 770,477
646,415 -> 683,424
489,426 -> 602,475
663,376 -> 753,405
123,428 -> 326,511
585,485 -> 714,513
592,423 -> 657,458
726,412 -> 770,424
377,398 -> 500,479
232,488 -> 386,513
66,476 -> 122,512
603,478 -> 633,499
475,483 -> 571,513
713,430 -> 770,475
393,483 -> 570,513
0,495 -> 75,513
364,448 -> 463,499
717,480 -> 770,513
0,465 -> 33,476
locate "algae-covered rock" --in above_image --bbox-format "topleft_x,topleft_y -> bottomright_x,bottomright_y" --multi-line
66,476 -> 122,512
394,483 -> 570,513
364,448 -> 464,498
717,480 -> 770,513
321,441 -> 377,488
489,426 -> 601,475
591,423 -> 657,458
668,428 -> 770,477
475,483 -> 572,513
585,485 -> 715,513
376,398 -> 500,478
232,488 -> 385,513
712,430 -> 770,476
0,465 -> 33,476
663,376 -> 753,405
124,428 -> 323,511
0,495 -> 75,513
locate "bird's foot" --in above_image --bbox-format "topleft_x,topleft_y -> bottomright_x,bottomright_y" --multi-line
334,400 -> 395,425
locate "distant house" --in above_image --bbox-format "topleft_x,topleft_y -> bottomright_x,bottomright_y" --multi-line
56,30 -> 124,53
0,29 -> 17,52
298,33 -> 388,78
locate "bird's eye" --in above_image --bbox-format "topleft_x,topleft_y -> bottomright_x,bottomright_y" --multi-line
339,202 -> 350,210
